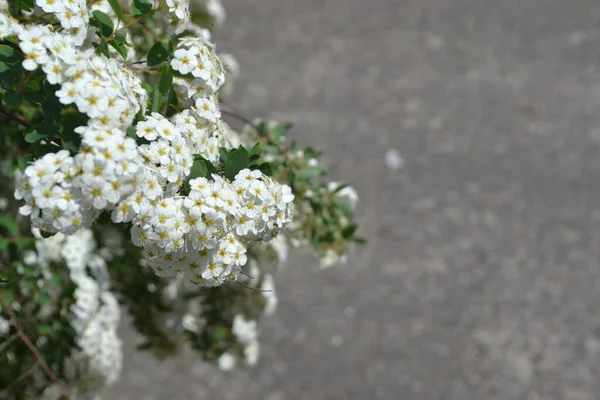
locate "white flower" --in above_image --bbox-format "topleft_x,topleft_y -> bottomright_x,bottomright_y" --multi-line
217,353 -> 236,371
244,341 -> 259,366
0,316 -> 10,336
194,95 -> 220,122
182,313 -> 199,332
171,48 -> 197,75
231,314 -> 257,344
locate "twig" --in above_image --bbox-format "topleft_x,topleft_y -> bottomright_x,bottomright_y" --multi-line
0,104 -> 28,128
220,109 -> 260,132
0,333 -> 18,353
0,359 -> 41,397
126,65 -> 158,74
0,290 -> 69,398
234,280 -> 271,293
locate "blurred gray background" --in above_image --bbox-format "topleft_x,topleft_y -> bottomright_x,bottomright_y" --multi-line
106,0 -> 600,399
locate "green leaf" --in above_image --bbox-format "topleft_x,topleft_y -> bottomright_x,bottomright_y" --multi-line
126,126 -> 137,138
159,65 -> 173,95
150,85 -> 162,113
341,223 -> 358,239
165,88 -> 179,118
115,28 -> 131,46
210,327 -> 226,341
97,37 -> 109,56
42,101 -> 61,120
147,42 -> 169,66
249,143 -> 261,162
224,146 -> 249,181
25,128 -> 48,143
218,147 -> 228,165
0,214 -> 18,236
0,44 -> 22,64
109,38 -> 128,59
17,154 -> 32,171
107,0 -> 124,20
25,121 -> 55,143
0,62 -> 21,87
131,0 -> 152,17
59,111 -> 87,152
38,293 -> 52,304
256,162 -> 272,176
272,121 -> 293,137
92,10 -> 114,37
190,159 -> 208,179
37,324 -> 52,336
349,236 -> 367,244
296,165 -> 328,178
137,341 -> 154,350
332,183 -> 349,194
2,89 -> 23,109
182,159 -> 208,195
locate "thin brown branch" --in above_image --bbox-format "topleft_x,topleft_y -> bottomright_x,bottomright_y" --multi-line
0,290 -> 69,397
0,104 -> 28,128
220,108 -> 260,132
0,359 -> 40,397
0,333 -> 18,353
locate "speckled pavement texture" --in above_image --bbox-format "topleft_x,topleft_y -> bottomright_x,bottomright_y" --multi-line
105,0 -> 600,399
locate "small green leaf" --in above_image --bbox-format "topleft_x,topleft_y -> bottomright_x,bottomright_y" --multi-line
137,341 -> 153,350
59,111 -> 87,152
126,126 -> 137,138
211,327 -> 226,341
97,37 -> 109,56
249,143 -> 261,162
165,87 -> 179,118
350,236 -> 367,244
25,129 -> 47,143
107,0 -> 124,20
42,101 -> 61,120
0,214 -> 18,236
17,155 -> 32,171
147,42 -> 169,66
341,223 -> 358,239
256,162 -> 272,176
2,89 -> 23,109
332,183 -> 349,194
272,121 -> 293,137
150,85 -> 162,113
131,0 -> 152,17
109,38 -> 128,59
224,146 -> 249,181
218,147 -> 228,165
159,65 -> 173,95
0,62 -> 22,87
25,121 -> 55,143
0,45 -> 22,64
182,159 -> 208,195
92,10 -> 114,37
37,324 -> 53,336
38,293 -> 52,304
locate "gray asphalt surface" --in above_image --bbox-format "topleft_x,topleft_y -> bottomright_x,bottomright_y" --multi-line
105,0 -> 600,399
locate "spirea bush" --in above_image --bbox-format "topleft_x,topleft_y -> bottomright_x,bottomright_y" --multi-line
0,0 -> 363,397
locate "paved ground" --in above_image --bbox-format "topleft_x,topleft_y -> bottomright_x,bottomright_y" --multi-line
106,0 -> 600,399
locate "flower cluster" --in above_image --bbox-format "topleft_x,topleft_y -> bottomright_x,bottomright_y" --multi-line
231,314 -> 260,365
33,228 -> 122,392
12,3 -> 294,289
0,0 -> 361,395
171,35 -> 225,122
15,24 -> 147,128
139,169 -> 294,287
